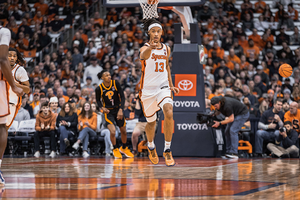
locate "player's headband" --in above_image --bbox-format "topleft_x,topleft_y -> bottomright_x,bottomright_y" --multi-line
148,23 -> 162,31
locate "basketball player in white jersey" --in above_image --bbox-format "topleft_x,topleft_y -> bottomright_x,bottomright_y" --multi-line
139,18 -> 179,166
7,48 -> 30,128
0,27 -> 23,186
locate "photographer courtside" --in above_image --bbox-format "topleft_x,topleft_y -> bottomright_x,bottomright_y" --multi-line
211,96 -> 250,159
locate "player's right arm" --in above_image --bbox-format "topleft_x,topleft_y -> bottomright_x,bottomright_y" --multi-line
140,41 -> 157,60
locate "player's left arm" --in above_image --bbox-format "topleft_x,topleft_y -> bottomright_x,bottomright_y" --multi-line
15,81 -> 30,94
16,67 -> 30,94
115,80 -> 125,119
166,46 -> 179,94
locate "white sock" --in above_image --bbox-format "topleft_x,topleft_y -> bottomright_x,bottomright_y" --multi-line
148,141 -> 155,149
164,141 -> 171,152
0,159 -> 2,168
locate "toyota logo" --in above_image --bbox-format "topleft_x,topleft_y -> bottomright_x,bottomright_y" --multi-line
178,80 -> 193,91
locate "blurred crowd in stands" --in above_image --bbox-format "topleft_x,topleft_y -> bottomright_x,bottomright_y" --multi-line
3,0 -> 300,157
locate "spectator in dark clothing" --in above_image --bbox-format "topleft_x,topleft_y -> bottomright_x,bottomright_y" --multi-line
242,84 -> 258,106
73,32 -> 85,54
222,31 -> 234,51
197,2 -> 213,22
278,12 -> 294,31
29,32 -> 41,51
276,27 -> 290,45
269,59 -> 282,80
48,0 -> 59,16
0,4 -> 9,20
39,28 -> 52,49
48,15 -> 65,34
282,78 -> 293,93
18,18 -> 33,38
254,99 -> 284,157
254,74 -> 267,93
243,97 -> 259,119
63,3 -> 73,25
267,121 -> 299,158
233,38 -> 244,57
256,65 -> 269,86
24,94 -> 34,118
242,13 -> 254,32
71,47 -> 83,70
34,102 -> 57,158
56,102 -> 78,155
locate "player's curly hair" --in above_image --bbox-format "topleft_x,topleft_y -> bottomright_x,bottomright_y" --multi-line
9,47 -> 25,66
143,18 -> 162,34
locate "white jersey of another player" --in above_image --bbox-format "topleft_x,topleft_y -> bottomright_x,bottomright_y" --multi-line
140,42 -> 169,96
6,63 -> 29,127
9,64 -> 29,105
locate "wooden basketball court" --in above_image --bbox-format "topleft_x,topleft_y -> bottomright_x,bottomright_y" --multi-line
0,156 -> 299,199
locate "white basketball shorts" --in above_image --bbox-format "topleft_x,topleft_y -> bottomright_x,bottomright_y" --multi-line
140,87 -> 173,122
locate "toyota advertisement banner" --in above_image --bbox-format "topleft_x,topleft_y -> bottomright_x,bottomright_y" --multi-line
172,74 -> 205,112
155,112 -> 217,157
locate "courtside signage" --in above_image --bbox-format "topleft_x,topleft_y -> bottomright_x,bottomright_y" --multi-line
175,74 -> 197,96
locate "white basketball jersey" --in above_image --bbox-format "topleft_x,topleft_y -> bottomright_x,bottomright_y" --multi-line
9,64 -> 29,104
140,43 -> 169,96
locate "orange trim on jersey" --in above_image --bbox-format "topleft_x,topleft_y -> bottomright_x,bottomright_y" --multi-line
13,64 -> 22,83
113,80 -> 118,91
6,97 -> 22,128
101,80 -> 112,90
0,81 -> 11,117
123,119 -> 126,127
104,113 -> 113,124
11,63 -> 19,71
139,60 -> 146,97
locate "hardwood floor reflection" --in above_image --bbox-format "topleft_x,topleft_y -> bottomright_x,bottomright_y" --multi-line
0,157 -> 299,199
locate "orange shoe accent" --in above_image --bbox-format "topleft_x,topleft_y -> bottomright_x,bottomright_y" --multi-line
163,151 -> 175,167
119,147 -> 134,158
147,147 -> 159,165
113,148 -> 122,159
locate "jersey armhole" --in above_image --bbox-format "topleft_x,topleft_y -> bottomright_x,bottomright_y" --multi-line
114,80 -> 118,91
14,66 -> 22,83
99,85 -> 103,96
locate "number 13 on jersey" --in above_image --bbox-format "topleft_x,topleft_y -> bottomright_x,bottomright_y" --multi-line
155,62 -> 164,72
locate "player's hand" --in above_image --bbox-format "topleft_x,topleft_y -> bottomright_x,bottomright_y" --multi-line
117,109 -> 123,120
170,87 -> 180,94
12,85 -> 23,97
41,123 -> 45,129
149,41 -> 158,49
212,121 -> 221,128
79,121 -> 83,127
46,125 -> 50,130
102,107 -> 110,114
84,121 -> 90,126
